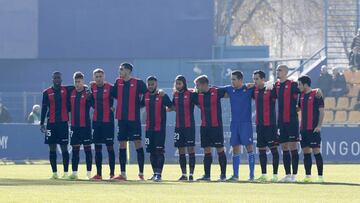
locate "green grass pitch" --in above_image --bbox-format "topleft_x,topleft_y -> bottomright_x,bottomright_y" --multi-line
0,164 -> 359,202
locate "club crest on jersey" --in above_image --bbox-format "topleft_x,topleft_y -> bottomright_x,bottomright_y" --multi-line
131,84 -> 134,87
61,90 -> 64,93
104,89 -> 107,93
285,85 -> 288,88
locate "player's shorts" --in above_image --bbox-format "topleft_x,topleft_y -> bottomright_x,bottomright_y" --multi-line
200,126 -> 224,148
117,120 -> 142,141
44,122 -> 69,145
145,130 -> 166,153
70,127 -> 92,145
174,127 -> 195,148
300,130 -> 321,148
230,121 -> 253,146
92,122 -> 114,145
278,121 -> 299,143
256,125 -> 279,148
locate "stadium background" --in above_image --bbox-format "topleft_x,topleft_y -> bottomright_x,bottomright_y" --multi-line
0,0 -> 359,164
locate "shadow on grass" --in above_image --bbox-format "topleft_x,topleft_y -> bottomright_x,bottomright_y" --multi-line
0,178 -> 177,186
0,178 -> 359,187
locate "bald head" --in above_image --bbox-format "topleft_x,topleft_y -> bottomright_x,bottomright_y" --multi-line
276,64 -> 288,80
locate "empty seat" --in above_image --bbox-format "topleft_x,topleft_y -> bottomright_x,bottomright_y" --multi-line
348,97 -> 358,110
353,71 -> 360,84
347,85 -> 360,98
334,111 -> 348,123
348,111 -> 360,123
335,97 -> 349,110
343,70 -> 354,84
324,97 -> 336,110
323,111 -> 334,123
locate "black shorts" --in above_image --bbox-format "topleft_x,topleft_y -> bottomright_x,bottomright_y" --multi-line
92,122 -> 114,145
117,120 -> 142,141
45,122 -> 69,145
145,130 -> 165,153
300,130 -> 321,148
256,125 -> 279,148
174,127 -> 195,148
200,126 -> 224,148
278,122 -> 299,143
70,127 -> 92,145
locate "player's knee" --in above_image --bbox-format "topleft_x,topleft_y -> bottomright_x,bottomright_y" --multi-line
84,145 -> 91,151
119,141 -> 127,149
187,146 -> 195,154
246,144 -> 253,153
95,144 -> 102,152
216,147 -> 224,153
178,147 -> 186,155
312,148 -> 321,155
48,144 -> 57,152
204,147 -> 212,154
134,140 -> 142,149
106,144 -> 114,151
232,145 -> 241,154
72,145 -> 80,151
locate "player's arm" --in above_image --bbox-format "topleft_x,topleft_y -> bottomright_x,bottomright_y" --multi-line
112,79 -> 118,99
110,85 -> 115,112
40,92 -> 48,133
163,94 -> 173,110
140,95 -> 145,108
315,88 -> 324,98
217,86 -> 228,99
139,80 -> 148,94
167,96 -> 176,112
314,97 -> 325,133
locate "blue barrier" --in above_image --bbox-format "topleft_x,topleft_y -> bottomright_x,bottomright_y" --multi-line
0,124 -> 359,163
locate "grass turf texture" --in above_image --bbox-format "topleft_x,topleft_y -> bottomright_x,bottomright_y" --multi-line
0,164 -> 359,202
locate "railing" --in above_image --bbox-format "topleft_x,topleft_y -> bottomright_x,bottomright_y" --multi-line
288,46 -> 326,77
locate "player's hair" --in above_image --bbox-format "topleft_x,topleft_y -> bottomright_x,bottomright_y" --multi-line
147,76 -> 157,82
93,68 -> 105,75
73,71 -> 84,80
120,62 -> 133,72
52,71 -> 61,77
253,70 -> 266,79
174,75 -> 188,91
231,70 -> 243,80
194,75 -> 209,84
298,75 -> 312,87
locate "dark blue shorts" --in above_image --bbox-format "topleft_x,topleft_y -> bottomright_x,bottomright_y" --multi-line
145,130 -> 165,153
117,120 -> 142,141
92,122 -> 114,145
70,127 -> 92,145
45,122 -> 69,145
174,127 -> 195,148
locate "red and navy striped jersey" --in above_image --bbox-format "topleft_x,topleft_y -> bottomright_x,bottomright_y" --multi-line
299,89 -> 324,130
275,80 -> 300,124
70,88 -> 91,128
193,87 -> 226,128
113,78 -> 147,121
252,86 -> 277,126
172,90 -> 196,129
90,82 -> 114,123
40,86 -> 70,125
141,92 -> 172,132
